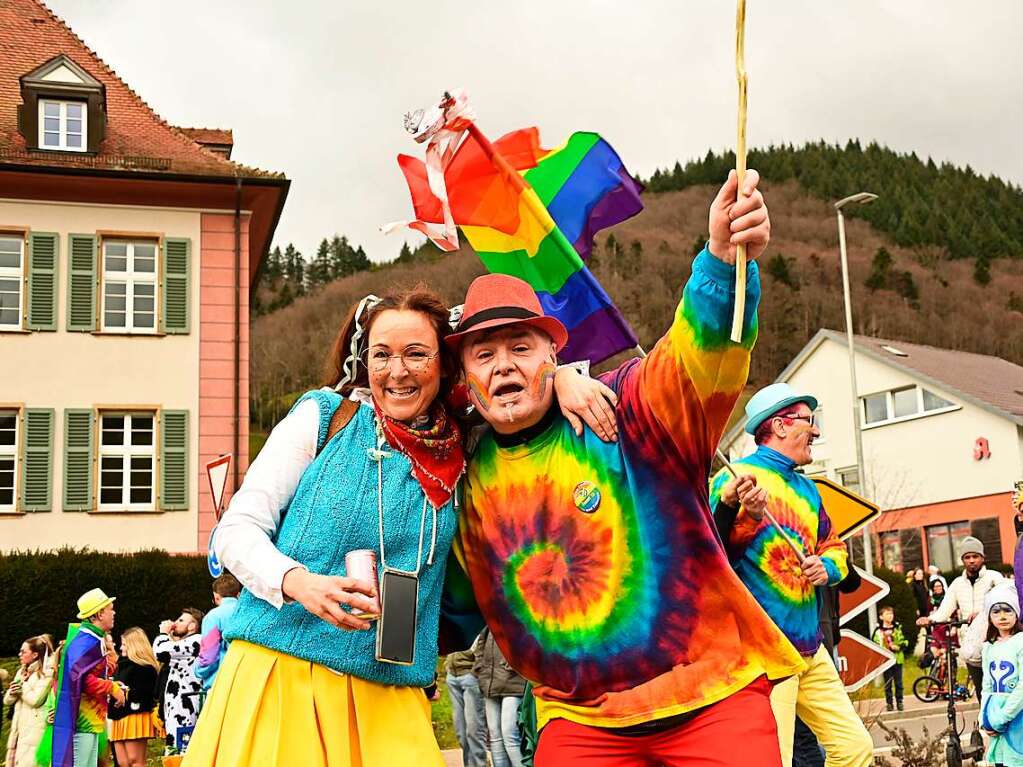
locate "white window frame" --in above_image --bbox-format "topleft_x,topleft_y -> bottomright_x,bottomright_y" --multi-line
860,384 -> 960,430
38,99 -> 87,152
0,235 -> 24,331
98,412 -> 156,512
0,409 -> 18,512
101,240 -> 158,334
836,465 -> 862,495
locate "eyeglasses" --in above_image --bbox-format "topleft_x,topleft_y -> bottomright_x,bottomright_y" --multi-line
368,348 -> 439,373
777,412 -> 816,427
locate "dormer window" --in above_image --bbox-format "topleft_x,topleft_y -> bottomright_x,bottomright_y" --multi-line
39,99 -> 87,151
18,55 -> 105,153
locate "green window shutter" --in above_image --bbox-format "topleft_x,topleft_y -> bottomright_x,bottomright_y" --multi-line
26,233 -> 58,331
160,410 -> 188,510
63,409 -> 95,511
67,234 -> 97,332
20,409 -> 54,512
162,238 -> 190,334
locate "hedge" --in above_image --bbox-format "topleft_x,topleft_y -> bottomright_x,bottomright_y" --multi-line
0,548 -> 213,656
845,566 -> 919,644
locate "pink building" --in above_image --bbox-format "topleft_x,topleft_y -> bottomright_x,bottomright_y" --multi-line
0,0 -> 289,553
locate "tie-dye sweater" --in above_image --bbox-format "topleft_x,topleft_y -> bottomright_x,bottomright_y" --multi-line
459,248 -> 805,730
709,446 -> 849,656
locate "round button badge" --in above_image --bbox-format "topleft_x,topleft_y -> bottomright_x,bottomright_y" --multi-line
573,481 -> 601,513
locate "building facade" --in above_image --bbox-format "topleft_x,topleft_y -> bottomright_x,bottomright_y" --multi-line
0,0 -> 288,553
721,329 -> 1023,572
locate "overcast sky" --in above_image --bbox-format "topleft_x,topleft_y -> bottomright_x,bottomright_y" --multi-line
46,0 -> 1023,263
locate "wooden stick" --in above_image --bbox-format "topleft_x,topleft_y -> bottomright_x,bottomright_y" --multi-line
730,0 -> 749,343
714,448 -> 806,564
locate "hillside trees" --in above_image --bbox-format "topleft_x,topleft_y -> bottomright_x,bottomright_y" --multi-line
647,141 -> 1023,266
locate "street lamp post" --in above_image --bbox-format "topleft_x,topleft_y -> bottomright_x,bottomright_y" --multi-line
835,191 -> 878,633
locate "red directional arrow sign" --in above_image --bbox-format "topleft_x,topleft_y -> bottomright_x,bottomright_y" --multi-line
836,628 -> 896,692
838,566 -> 890,626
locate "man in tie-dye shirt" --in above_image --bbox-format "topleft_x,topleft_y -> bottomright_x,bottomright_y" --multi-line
449,171 -> 806,766
709,383 -> 872,767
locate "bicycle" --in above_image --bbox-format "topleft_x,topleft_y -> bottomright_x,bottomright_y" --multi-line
913,649 -> 974,704
922,619 -> 984,767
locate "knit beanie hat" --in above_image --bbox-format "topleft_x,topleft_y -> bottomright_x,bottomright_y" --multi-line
985,581 -> 1020,619
958,536 -> 985,560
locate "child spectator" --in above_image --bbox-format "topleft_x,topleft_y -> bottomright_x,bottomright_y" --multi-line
110,627 -> 162,767
195,573 -> 241,698
980,582 -> 1023,766
872,605 -> 909,711
154,607 -> 204,753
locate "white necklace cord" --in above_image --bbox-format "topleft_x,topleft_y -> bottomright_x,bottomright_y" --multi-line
374,418 -> 435,576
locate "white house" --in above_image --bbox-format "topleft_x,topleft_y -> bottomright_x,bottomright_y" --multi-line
720,329 -> 1023,571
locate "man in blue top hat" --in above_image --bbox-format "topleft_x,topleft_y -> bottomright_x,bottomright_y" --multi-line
710,383 -> 872,767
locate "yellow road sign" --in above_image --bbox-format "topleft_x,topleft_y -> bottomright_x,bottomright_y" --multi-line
812,477 -> 880,541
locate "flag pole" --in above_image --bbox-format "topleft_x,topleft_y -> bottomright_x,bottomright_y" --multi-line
730,0 -> 749,343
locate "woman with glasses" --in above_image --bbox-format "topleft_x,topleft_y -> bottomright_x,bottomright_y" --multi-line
183,284 -> 616,767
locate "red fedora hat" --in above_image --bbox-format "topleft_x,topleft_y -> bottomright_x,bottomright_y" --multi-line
446,274 -> 568,351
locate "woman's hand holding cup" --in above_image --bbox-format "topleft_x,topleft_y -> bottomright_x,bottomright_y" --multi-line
283,568 -> 379,631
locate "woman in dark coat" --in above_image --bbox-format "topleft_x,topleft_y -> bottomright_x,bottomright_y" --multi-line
110,627 -> 162,767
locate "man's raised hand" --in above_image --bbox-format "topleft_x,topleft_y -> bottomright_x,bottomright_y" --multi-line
708,169 -> 770,265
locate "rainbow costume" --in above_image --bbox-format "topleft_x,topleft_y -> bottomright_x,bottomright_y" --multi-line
709,446 -> 849,655
37,622 -> 121,767
458,248 -> 805,730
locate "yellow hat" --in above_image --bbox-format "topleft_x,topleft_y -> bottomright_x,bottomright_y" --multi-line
76,588 -> 115,620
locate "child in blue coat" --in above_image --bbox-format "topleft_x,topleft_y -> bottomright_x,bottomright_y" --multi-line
981,581 -> 1023,767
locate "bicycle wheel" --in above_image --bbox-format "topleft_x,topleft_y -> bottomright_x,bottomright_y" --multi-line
914,675 -> 943,703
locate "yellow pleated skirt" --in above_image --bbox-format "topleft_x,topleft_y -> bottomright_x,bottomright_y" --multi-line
181,640 -> 444,767
109,711 -> 160,741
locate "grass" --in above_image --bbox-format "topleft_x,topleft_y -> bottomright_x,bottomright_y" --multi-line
855,658 -> 971,701
1,656 -> 458,766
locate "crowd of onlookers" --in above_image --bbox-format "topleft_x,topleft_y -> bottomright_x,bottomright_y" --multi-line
0,573 -> 240,767
444,628 -> 531,767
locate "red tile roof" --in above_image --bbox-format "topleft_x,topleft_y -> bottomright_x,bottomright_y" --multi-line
178,128 -> 233,146
0,0 -> 281,179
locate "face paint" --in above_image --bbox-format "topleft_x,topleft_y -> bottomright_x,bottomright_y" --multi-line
529,362 -> 557,399
466,372 -> 492,412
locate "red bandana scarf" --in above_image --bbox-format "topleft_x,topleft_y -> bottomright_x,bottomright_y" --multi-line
373,401 -> 465,509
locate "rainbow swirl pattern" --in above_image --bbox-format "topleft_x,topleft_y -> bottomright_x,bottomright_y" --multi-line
461,250 -> 807,729
710,446 -> 849,655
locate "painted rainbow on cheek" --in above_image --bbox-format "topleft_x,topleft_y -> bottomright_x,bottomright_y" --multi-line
529,362 -> 556,399
467,372 -> 493,411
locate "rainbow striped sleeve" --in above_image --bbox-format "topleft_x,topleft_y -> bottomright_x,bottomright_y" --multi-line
618,247 -> 760,463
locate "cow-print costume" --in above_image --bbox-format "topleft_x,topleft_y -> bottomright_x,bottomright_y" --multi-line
153,632 -> 202,747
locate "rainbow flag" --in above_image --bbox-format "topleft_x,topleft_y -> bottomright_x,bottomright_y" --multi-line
397,129 -> 643,364
38,622 -> 106,767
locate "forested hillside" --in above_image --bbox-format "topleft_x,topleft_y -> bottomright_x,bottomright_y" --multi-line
250,142 -> 1023,429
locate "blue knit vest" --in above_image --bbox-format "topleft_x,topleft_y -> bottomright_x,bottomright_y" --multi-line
226,389 -> 457,687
